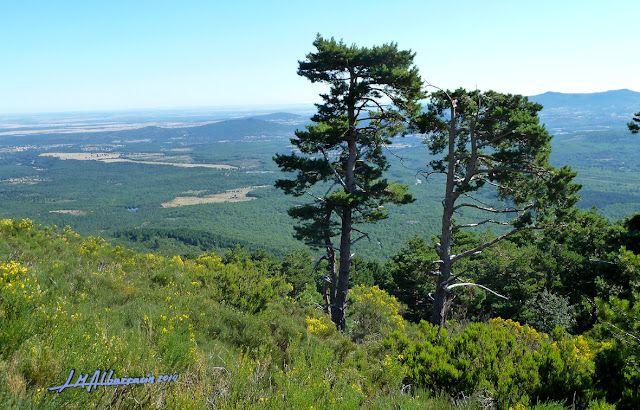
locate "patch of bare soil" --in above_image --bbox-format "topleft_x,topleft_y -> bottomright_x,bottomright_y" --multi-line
49,210 -> 87,216
39,152 -> 237,169
161,186 -> 269,208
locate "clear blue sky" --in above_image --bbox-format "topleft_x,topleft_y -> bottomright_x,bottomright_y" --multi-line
1,0 -> 638,113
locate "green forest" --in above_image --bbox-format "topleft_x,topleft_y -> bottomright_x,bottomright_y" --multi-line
1,36 -> 640,409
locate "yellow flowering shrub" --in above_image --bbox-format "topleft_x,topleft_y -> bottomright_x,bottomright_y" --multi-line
1,261 -> 45,313
194,253 -> 224,269
348,285 -> 405,342
18,219 -> 33,230
305,315 -> 335,337
0,218 -> 33,234
1,260 -> 47,362
81,236 -> 106,255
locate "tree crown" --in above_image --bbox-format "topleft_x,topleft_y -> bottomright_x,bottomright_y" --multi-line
420,88 -> 581,228
275,35 -> 423,247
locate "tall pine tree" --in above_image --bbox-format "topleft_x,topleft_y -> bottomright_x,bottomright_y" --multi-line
418,88 -> 581,335
274,35 -> 423,330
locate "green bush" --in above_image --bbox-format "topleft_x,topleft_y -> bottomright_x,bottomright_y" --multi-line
386,318 -> 600,408
348,285 -> 406,343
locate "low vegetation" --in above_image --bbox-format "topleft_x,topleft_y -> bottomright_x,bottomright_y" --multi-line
1,218 -> 638,408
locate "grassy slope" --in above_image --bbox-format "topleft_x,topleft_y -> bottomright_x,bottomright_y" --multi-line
1,219 -> 622,409
0,219 -> 447,409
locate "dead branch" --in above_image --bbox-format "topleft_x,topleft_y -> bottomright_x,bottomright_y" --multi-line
451,226 -> 540,263
319,147 -> 347,189
445,282 -> 509,300
453,219 -> 511,230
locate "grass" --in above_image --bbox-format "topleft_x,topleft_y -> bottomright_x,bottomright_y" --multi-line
0,219 -> 622,408
0,219 -> 445,408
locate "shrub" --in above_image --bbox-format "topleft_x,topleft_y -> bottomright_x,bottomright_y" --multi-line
522,289 -> 575,334
348,285 -> 405,343
386,318 -> 600,408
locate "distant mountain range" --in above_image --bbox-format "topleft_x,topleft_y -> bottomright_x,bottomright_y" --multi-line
2,90 -> 638,146
0,112 -> 309,146
528,89 -> 640,133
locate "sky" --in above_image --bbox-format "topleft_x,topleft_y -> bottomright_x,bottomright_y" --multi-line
1,0 -> 638,114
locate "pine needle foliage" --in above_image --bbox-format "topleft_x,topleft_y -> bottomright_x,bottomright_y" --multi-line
274,35 -> 423,330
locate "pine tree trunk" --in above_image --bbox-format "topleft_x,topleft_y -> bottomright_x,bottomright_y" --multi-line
431,226 -> 453,332
430,284 -> 447,330
332,208 -> 352,331
323,247 -> 336,316
331,91 -> 358,332
430,104 -> 458,336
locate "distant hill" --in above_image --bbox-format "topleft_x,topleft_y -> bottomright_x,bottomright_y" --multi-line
0,116 -> 304,146
182,117 -> 300,142
251,112 -> 308,122
529,89 -> 640,133
531,89 -> 640,108
107,117 -> 304,143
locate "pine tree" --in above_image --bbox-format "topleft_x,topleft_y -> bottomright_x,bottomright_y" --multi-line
274,35 -> 423,330
418,88 -> 581,334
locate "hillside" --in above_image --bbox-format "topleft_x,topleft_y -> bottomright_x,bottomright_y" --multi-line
2,219 -> 639,408
0,90 -> 638,260
530,89 -> 640,132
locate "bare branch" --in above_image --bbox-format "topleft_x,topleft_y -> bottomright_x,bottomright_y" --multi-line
312,255 -> 329,272
441,268 -> 473,286
306,191 -> 326,203
475,130 -> 516,149
357,97 -> 385,113
417,169 -> 447,182
607,322 -> 640,344
454,202 -> 532,214
353,178 -> 367,193
458,193 -> 495,208
357,125 -> 381,133
453,219 -> 511,230
368,86 -> 402,102
445,282 -> 509,300
472,166 -> 548,178
475,178 -> 518,194
451,226 -> 541,263
381,141 -> 407,166
589,258 -> 617,266
324,181 -> 339,198
423,81 -> 452,103
306,243 -> 341,251
319,147 -> 347,189
355,148 -> 370,161
350,234 -> 370,247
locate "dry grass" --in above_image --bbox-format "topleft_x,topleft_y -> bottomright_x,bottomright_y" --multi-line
0,120 -> 221,136
49,210 -> 87,216
161,186 -> 269,208
40,152 -> 120,161
39,152 -> 237,169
